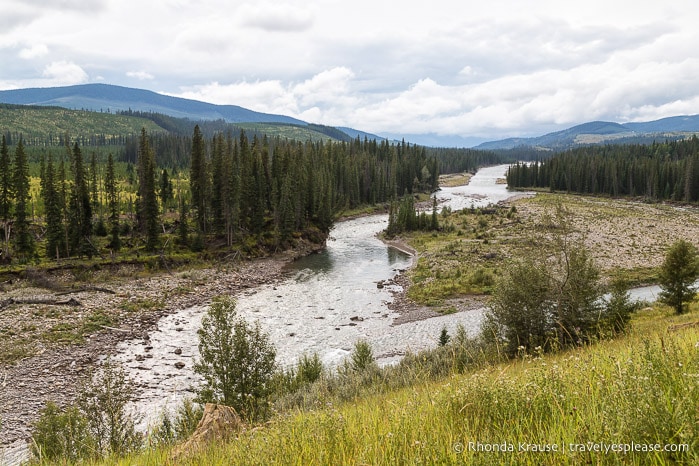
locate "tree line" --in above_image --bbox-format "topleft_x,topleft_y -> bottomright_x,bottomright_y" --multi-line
0,126 -> 441,264
506,137 -> 699,202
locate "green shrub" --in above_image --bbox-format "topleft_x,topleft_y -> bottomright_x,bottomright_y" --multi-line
194,295 -> 277,421
31,402 -> 95,462
349,340 -> 376,372
78,359 -> 142,456
150,398 -> 203,446
31,359 -> 140,463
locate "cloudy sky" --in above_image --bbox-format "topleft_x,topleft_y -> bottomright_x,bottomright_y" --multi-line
2,0 -> 699,144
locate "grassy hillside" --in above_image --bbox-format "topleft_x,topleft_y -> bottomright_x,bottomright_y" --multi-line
0,105 -> 348,149
235,122 -> 347,142
0,104 -> 167,145
80,304 -> 698,466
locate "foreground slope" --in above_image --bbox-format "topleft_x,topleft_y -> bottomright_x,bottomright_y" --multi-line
98,306 -> 698,466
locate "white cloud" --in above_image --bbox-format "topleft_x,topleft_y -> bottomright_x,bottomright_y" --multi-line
41,61 -> 89,85
172,80 -> 298,115
19,43 -> 48,59
126,70 -> 154,80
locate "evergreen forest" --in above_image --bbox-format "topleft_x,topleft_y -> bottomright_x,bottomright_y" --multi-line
506,137 -> 699,202
1,105 -> 508,267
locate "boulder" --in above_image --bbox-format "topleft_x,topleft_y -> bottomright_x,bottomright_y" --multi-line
171,403 -> 244,460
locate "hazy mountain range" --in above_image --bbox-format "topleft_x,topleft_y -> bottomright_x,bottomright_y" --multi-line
1,83 -> 698,150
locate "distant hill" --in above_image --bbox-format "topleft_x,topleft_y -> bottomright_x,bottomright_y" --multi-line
0,103 -> 167,145
476,115 -> 699,151
0,105 -> 357,150
0,83 -> 306,125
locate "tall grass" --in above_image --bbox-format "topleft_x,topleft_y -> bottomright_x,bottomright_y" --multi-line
88,308 -> 699,466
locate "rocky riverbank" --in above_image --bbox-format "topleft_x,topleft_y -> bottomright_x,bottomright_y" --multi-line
0,239 -> 327,452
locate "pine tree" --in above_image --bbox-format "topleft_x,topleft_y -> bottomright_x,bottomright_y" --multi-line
90,152 -> 99,214
42,154 -> 65,260
210,133 -> 225,233
12,139 -> 34,260
58,154 -> 69,257
430,195 -> 439,231
224,134 -> 241,246
0,135 -> 12,260
68,142 -> 93,258
659,239 -> 699,314
105,153 -> 120,251
190,125 -> 208,234
136,128 -> 160,251
158,168 -> 173,213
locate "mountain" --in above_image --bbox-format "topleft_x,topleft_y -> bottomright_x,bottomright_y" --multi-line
0,83 -> 306,125
476,116 -> 699,151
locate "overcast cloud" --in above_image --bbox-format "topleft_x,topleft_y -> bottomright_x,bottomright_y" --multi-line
1,0 -> 698,143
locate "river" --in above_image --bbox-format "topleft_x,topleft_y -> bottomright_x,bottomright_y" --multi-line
97,165 -> 514,430
0,165 -> 677,465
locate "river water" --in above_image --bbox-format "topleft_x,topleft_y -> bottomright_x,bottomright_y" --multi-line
97,165 -> 516,430
107,164 -> 666,429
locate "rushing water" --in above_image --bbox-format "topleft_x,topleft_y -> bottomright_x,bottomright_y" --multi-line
102,165 -> 516,430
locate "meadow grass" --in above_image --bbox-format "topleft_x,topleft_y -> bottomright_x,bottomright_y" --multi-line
77,303 -> 699,466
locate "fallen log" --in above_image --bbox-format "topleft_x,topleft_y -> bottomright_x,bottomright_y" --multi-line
55,286 -> 115,296
0,296 -> 81,307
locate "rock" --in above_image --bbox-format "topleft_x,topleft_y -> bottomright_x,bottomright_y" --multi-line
171,404 -> 243,460
174,362 -> 185,369
135,354 -> 145,362
174,348 -> 182,355
288,332 -> 296,337
175,327 -> 183,332
349,316 -> 364,322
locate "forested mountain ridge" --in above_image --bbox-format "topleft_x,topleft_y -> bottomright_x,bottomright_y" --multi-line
0,83 -> 305,125
476,115 -> 699,151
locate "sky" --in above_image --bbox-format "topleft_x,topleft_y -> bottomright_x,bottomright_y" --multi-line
2,0 -> 699,145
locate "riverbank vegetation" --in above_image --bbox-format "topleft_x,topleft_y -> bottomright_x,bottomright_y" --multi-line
33,297 -> 698,465
397,190 -> 699,314
0,126 -> 444,273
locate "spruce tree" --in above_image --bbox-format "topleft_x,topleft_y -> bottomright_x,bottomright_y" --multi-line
0,135 -> 12,260
12,139 -> 34,260
136,129 -> 160,251
105,153 -> 120,251
158,168 -> 173,213
42,154 -> 65,260
190,125 -> 208,234
68,142 -> 93,258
